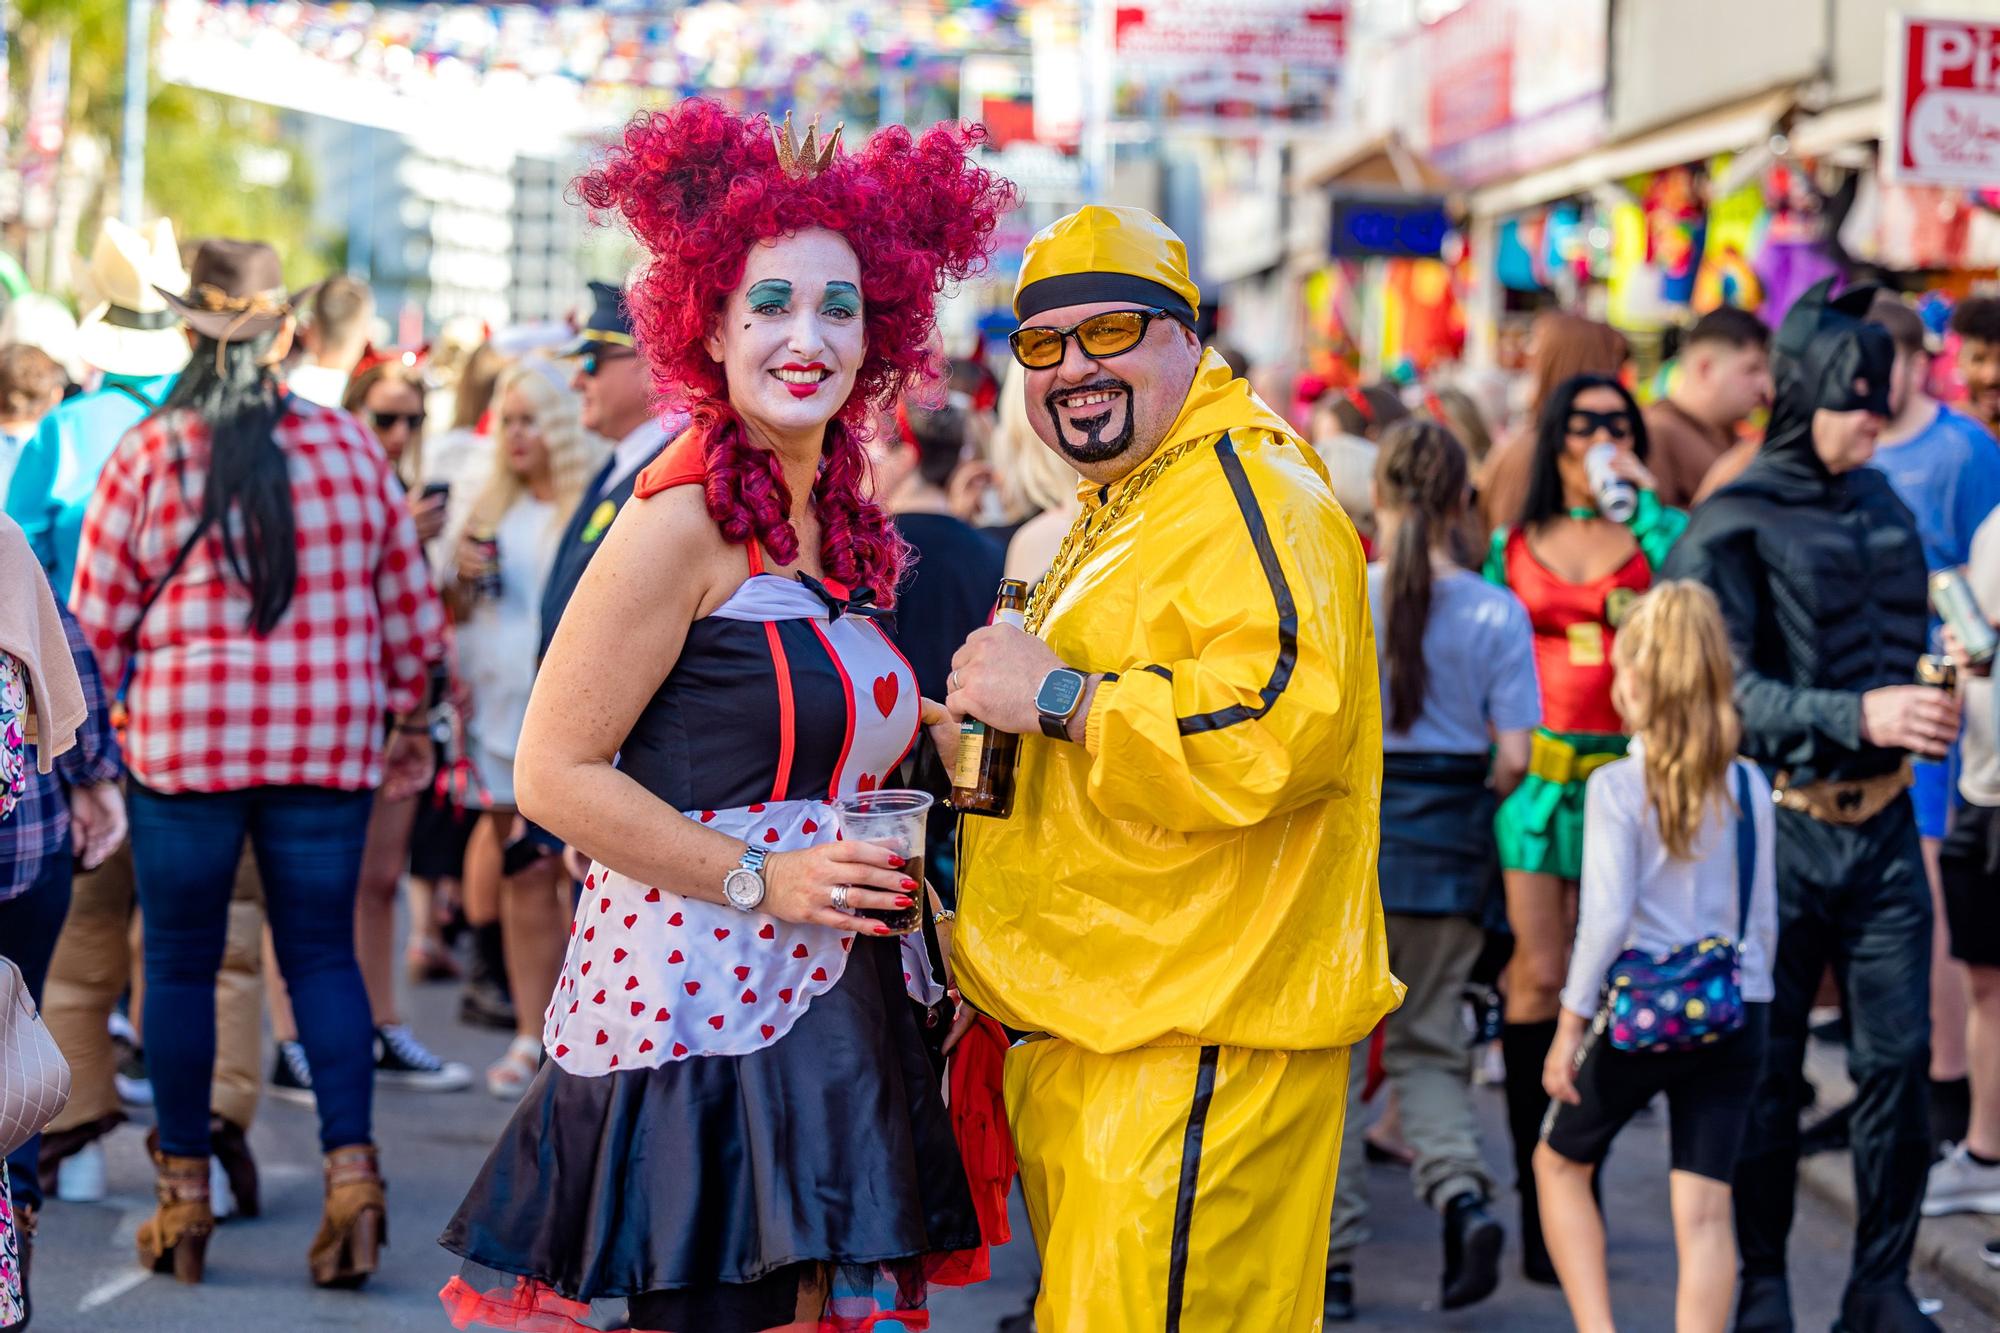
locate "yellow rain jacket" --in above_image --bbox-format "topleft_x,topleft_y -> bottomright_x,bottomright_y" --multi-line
957,350 -> 1401,1054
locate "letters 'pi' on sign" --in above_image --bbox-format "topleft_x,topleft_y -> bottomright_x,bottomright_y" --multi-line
1886,13 -> 2000,188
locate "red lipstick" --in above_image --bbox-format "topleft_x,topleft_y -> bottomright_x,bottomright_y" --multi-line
773,362 -> 830,399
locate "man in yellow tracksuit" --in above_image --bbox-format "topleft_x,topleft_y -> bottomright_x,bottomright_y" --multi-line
946,205 -> 1400,1332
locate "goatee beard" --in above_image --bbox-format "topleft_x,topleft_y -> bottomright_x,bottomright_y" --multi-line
1047,381 -> 1136,465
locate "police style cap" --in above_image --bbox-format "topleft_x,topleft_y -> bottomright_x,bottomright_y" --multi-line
1774,277 -> 1894,418
1014,206 -> 1201,331
561,280 -> 637,358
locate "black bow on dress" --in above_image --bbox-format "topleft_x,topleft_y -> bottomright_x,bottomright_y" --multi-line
794,571 -> 885,621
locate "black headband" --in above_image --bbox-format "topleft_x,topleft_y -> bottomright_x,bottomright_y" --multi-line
101,303 -> 182,331
1015,272 -> 1197,330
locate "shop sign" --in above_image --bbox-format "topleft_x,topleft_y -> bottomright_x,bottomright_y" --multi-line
1328,192 -> 1451,259
1886,13 -> 2000,188
1112,2 -> 1345,71
1421,0 -> 1607,188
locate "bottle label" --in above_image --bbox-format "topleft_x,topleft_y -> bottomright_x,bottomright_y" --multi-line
953,720 -> 988,792
996,607 -> 1027,630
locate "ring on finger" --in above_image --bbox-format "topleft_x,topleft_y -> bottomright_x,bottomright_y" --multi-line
950,670 -> 961,692
831,884 -> 851,912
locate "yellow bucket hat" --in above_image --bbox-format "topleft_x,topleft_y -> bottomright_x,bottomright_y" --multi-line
1014,205 -> 1201,330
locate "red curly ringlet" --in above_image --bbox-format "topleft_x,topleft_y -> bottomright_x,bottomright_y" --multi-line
574,99 -> 1013,597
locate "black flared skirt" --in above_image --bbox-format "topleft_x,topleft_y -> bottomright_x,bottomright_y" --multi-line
439,935 -> 982,1333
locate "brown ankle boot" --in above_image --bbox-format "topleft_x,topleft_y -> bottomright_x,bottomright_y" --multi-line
308,1144 -> 385,1289
134,1131 -> 214,1284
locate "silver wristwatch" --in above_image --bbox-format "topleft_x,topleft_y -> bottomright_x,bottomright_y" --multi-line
723,845 -> 768,912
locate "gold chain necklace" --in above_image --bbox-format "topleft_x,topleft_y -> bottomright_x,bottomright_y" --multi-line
1025,439 -> 1199,634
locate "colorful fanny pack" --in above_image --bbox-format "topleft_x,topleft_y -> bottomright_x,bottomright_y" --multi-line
1601,762 -> 1756,1053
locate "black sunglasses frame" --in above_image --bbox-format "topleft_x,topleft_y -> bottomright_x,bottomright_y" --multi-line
370,410 -> 426,433
581,349 -> 637,378
1008,307 -> 1172,370
1565,409 -> 1633,441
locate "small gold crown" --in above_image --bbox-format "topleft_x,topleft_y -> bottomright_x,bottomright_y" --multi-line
773,111 -> 843,178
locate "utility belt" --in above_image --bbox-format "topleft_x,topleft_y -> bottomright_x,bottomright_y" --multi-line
1772,762 -> 1913,826
1528,731 -> 1621,788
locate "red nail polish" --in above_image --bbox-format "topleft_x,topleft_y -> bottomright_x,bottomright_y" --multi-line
875,924 -> 893,935
900,877 -> 918,891
895,896 -> 914,908
888,854 -> 906,869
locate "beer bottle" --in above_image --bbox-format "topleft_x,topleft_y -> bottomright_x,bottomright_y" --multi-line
950,579 -> 1030,818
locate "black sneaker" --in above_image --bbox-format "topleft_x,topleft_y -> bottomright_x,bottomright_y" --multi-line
374,1023 -> 473,1092
1441,1192 -> 1504,1310
270,1039 -> 315,1106
1325,1264 -> 1355,1322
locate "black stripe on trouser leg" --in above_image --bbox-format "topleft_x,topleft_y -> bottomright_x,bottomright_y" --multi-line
1164,1045 -> 1221,1332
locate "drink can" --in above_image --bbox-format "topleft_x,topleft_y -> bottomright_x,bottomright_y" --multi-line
468,535 -> 502,600
1918,654 -> 1959,693
1929,568 -> 1998,665
1584,444 -> 1638,523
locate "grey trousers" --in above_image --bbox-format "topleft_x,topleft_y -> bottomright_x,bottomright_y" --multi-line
1328,912 -> 1493,1262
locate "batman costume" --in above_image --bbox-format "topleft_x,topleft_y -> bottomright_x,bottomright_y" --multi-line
1664,279 -> 1938,1333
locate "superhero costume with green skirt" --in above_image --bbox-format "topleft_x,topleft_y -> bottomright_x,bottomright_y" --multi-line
1483,490 -> 1687,879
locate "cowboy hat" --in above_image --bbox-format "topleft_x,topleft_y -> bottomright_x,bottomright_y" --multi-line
157,239 -> 313,346
74,217 -> 190,379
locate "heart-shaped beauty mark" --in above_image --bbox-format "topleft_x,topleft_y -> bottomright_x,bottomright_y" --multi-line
594,1030 -> 608,1045
655,1007 -> 671,1021
857,772 -> 879,792
668,913 -> 684,927
624,914 -> 638,929
762,828 -> 779,844
760,1024 -> 776,1039
873,673 -> 899,718
631,1000 -> 645,1016
779,988 -> 794,1002
714,928 -> 731,941
613,948 -> 628,964
581,960 -> 592,975
685,981 -> 701,995
708,1015 -> 725,1029
758,923 -> 776,940
672,1042 -> 689,1057
638,1038 -> 654,1053
812,967 -> 829,982
700,810 -> 716,823
599,898 -> 610,913
645,888 -> 662,903
667,950 -> 684,964
624,976 -> 640,991
554,1044 -> 569,1057
793,943 -> 810,959
734,965 -> 751,981
742,989 -> 757,1003
592,989 -> 606,1004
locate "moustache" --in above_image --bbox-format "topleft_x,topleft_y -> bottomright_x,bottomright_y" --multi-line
1045,379 -> 1132,416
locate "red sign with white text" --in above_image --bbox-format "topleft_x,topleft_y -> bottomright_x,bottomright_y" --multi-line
1887,14 -> 2000,187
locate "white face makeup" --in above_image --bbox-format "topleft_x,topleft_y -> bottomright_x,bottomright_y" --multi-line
706,228 -> 866,446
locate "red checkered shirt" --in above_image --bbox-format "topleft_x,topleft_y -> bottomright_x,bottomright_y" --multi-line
70,400 -> 446,794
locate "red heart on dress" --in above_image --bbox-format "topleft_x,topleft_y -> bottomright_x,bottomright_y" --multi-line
760,1024 -> 776,1039
569,923 -> 576,937
667,950 -> 684,964
624,976 -> 640,991
624,914 -> 638,929
584,927 -> 595,941
802,820 -> 818,835
714,928 -> 731,941
630,1000 -> 645,1016
581,960 -> 592,975
700,811 -> 716,823
779,988 -> 794,1002
568,1001 -> 578,1014
758,923 -> 775,940
609,1055 -> 619,1068
593,989 -> 606,1004
793,944 -> 810,958
594,1030 -> 608,1045
668,913 -> 684,927
762,828 -> 779,844
672,1043 -> 689,1058
554,1044 -> 569,1057
812,967 -> 829,982
645,888 -> 662,903
655,1007 -> 671,1021
742,989 -> 757,1003
708,1015 -> 724,1029
685,981 -> 701,995
873,674 -> 899,717
749,803 -> 766,813
599,898 -> 610,913
840,938 -> 852,951
639,1039 -> 654,1053
857,772 -> 879,792
734,965 -> 751,981
613,948 -> 628,963
585,872 -> 596,890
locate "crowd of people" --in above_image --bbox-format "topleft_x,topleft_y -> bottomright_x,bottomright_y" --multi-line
0,99 -> 1998,1333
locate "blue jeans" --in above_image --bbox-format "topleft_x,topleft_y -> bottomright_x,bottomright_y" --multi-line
1,851 -> 75,1210
128,783 -> 375,1158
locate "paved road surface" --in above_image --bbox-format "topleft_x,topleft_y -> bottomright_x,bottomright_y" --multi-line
24,975 -> 1992,1331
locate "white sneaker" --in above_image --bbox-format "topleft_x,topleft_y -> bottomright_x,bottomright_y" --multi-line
54,1140 -> 107,1203
1922,1142 -> 2000,1216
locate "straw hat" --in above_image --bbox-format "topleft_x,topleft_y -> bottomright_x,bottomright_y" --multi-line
74,217 -> 191,378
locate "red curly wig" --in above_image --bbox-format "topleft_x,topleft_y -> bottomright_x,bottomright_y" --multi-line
575,100 -> 1012,595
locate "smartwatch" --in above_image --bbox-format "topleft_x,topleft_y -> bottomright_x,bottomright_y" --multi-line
1035,667 -> 1090,740
723,845 -> 769,912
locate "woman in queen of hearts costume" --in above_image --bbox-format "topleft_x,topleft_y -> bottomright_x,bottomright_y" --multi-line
439,101 -> 1008,1333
